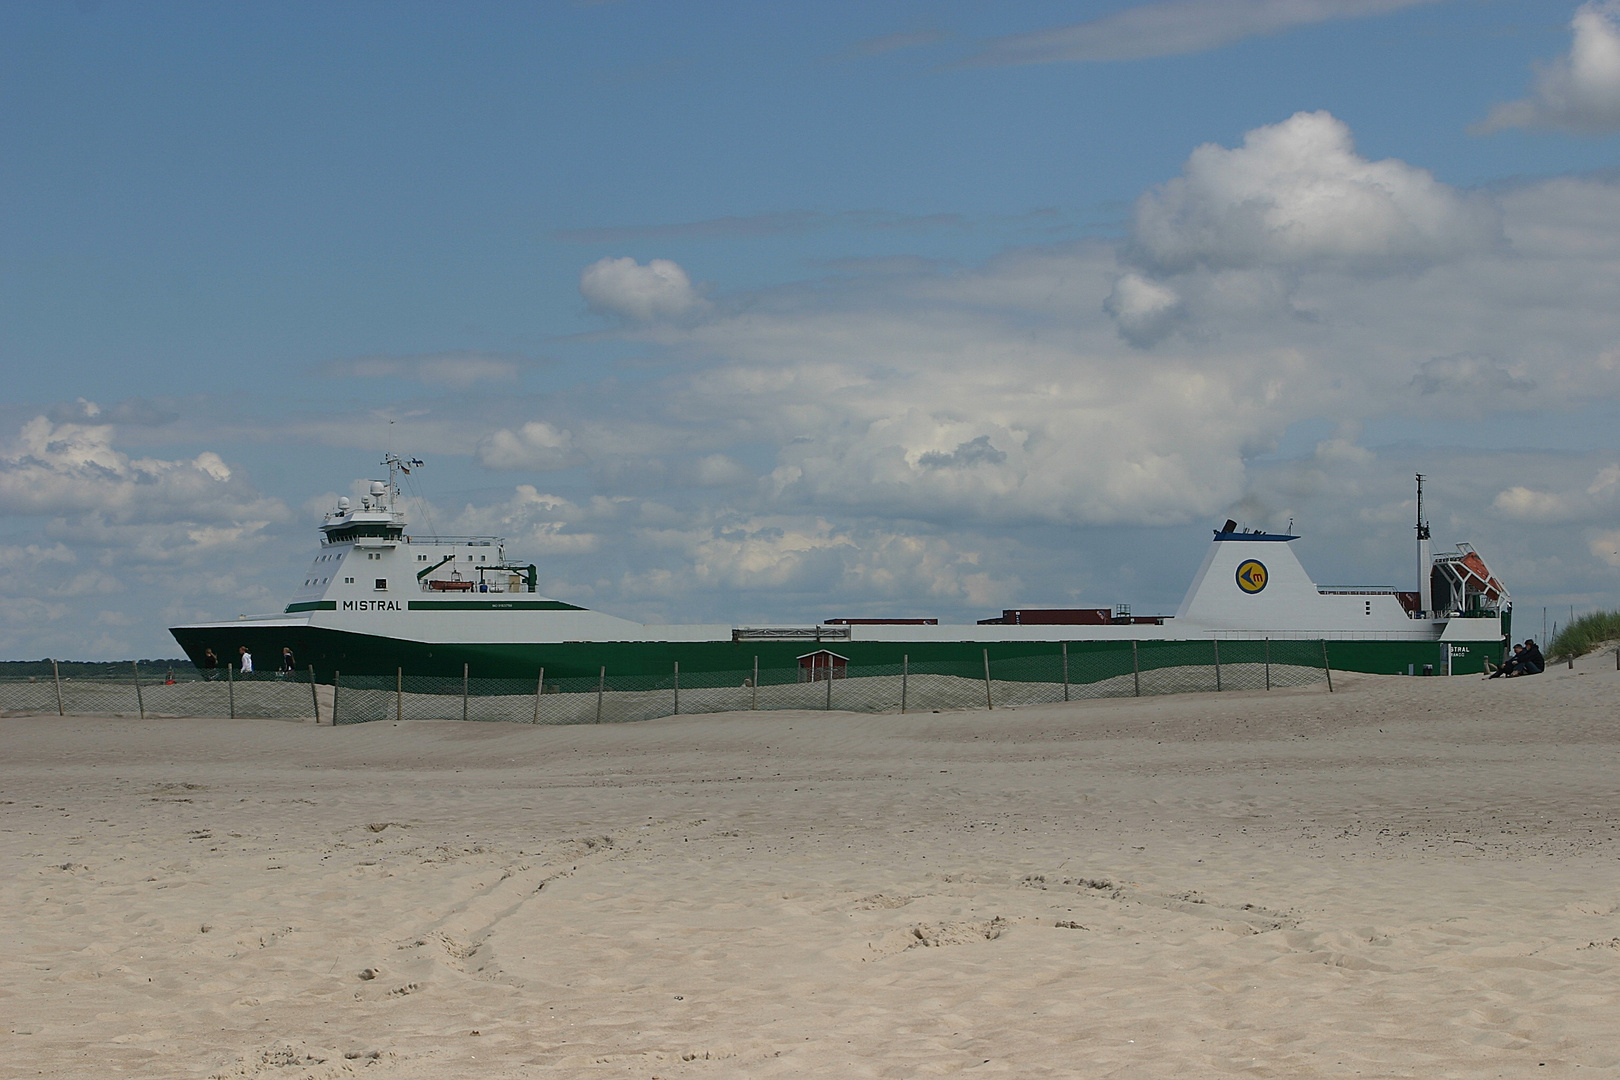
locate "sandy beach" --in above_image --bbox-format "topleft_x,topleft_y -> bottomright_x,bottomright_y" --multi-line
3,656 -> 1618,1079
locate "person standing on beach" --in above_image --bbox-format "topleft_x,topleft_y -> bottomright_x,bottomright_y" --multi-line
201,648 -> 218,680
239,646 -> 253,673
280,647 -> 295,674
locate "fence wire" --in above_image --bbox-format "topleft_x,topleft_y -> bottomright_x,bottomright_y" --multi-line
0,640 -> 1331,725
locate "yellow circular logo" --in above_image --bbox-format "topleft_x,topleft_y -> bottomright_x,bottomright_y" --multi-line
1235,559 -> 1268,594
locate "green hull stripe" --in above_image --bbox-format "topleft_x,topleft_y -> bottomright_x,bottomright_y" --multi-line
284,601 -> 337,613
407,600 -> 586,612
173,624 -> 1508,682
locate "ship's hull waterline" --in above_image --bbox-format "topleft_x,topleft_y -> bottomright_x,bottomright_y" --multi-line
169,622 -> 1504,683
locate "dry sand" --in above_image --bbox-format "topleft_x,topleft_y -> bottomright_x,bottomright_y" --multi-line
3,656 -> 1619,1079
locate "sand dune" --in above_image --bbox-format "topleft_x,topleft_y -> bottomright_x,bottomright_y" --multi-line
3,656 -> 1618,1077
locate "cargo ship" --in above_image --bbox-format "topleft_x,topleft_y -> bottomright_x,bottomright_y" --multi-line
169,460 -> 1510,680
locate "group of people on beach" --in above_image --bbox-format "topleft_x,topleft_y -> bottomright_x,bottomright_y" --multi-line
197,646 -> 297,679
1488,639 -> 1545,678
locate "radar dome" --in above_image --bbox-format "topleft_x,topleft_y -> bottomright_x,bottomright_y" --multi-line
370,481 -> 387,497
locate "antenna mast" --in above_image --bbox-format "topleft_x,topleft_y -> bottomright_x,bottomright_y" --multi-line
382,453 -> 423,516
1415,473 -> 1433,617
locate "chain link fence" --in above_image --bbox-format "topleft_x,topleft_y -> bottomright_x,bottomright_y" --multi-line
327,638 -> 1331,726
0,639 -> 1331,725
0,661 -> 323,720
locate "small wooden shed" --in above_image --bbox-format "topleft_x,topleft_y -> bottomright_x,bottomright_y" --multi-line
797,650 -> 848,682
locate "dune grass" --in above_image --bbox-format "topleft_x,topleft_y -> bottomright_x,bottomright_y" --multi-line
1547,610 -> 1620,661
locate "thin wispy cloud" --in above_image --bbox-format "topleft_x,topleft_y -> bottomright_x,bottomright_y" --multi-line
962,0 -> 1446,66
321,352 -> 523,387
848,29 -> 947,58
555,209 -> 967,244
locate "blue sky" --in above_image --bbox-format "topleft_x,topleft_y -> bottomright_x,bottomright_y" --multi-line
3,0 -> 1619,658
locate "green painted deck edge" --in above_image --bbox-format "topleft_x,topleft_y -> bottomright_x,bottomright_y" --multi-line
407,600 -> 586,611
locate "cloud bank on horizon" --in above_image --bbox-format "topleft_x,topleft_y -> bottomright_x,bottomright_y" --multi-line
1,0 -> 1617,658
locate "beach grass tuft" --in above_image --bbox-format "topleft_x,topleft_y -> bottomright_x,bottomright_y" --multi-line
1547,610 -> 1620,661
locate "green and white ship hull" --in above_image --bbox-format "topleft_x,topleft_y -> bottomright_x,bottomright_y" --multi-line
170,466 -> 1511,684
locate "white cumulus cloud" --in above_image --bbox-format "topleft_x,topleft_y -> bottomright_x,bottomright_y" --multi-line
579,256 -> 704,321
1104,273 -> 1183,346
475,421 -> 578,471
1478,2 -> 1620,134
0,414 -> 276,525
1130,110 -> 1499,273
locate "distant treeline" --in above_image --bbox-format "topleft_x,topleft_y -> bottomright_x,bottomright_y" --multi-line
0,659 -> 193,680
1547,611 -> 1620,661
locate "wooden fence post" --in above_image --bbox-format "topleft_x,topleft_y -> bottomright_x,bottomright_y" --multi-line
901,654 -> 908,714
1132,640 -> 1140,697
596,667 -> 605,723
1321,641 -> 1333,693
1061,642 -> 1069,703
462,663 -> 470,722
132,661 -> 144,720
752,656 -> 758,710
824,658 -> 833,710
533,667 -> 544,724
396,667 -> 403,722
227,661 -> 235,719
983,649 -> 993,710
1264,638 -> 1271,691
52,660 -> 64,717
310,666 -> 322,724
673,661 -> 680,715
332,670 -> 341,723
1212,640 -> 1222,692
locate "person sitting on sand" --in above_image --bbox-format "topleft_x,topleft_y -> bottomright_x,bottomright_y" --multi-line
1516,640 -> 1545,676
1488,644 -> 1523,678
